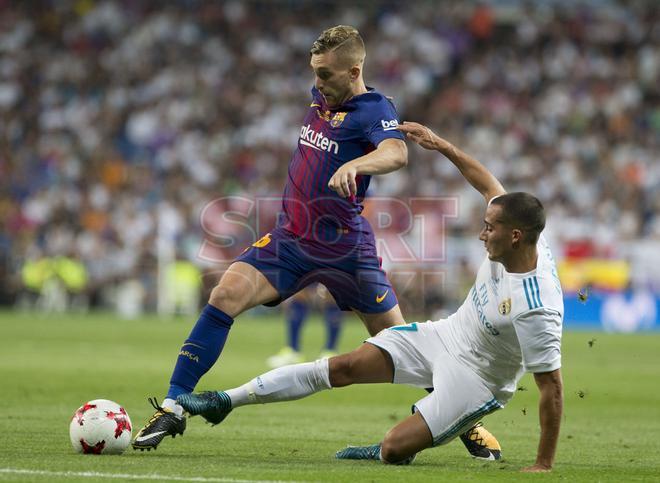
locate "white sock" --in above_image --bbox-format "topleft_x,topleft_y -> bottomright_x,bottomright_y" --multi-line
226,358 -> 331,408
161,398 -> 184,416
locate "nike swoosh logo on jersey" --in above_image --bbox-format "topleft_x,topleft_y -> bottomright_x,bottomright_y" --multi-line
134,431 -> 167,442
376,290 -> 389,303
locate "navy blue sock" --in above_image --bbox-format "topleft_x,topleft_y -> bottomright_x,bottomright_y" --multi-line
167,304 -> 234,400
287,300 -> 308,351
323,305 -> 342,351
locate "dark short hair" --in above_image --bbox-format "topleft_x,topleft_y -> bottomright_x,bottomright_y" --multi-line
490,192 -> 546,244
310,25 -> 365,67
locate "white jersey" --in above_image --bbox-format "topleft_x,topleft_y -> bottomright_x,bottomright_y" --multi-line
436,234 -> 563,404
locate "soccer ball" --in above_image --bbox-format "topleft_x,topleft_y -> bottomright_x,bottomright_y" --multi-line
69,399 -> 132,454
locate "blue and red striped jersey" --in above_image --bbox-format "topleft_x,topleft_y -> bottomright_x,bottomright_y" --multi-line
280,86 -> 404,249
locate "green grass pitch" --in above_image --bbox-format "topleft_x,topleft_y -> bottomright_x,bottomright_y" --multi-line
1,310 -> 660,482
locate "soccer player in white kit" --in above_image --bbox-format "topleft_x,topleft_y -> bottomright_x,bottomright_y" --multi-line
177,121 -> 564,473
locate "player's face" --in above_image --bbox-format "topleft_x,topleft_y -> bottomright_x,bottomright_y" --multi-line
479,204 -> 511,262
310,52 -> 353,107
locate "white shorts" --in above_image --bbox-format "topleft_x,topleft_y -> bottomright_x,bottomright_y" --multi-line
367,321 -> 503,446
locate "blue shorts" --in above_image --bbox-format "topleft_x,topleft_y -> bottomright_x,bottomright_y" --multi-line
236,228 -> 397,314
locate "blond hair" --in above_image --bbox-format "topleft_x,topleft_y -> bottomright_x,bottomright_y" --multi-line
310,25 -> 365,67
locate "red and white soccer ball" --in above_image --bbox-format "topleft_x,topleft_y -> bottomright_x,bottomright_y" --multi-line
69,399 -> 132,454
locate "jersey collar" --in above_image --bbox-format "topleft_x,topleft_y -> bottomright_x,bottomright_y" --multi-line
312,86 -> 376,112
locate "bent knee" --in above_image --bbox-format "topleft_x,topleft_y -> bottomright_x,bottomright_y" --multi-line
208,284 -> 244,316
380,436 -> 410,464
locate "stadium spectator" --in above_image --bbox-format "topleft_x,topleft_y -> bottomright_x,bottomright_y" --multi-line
1,1 -> 658,312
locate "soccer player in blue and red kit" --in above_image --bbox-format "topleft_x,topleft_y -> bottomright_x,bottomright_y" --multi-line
133,25 -> 499,461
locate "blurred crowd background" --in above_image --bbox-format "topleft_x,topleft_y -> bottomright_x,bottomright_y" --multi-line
1,0 -> 658,328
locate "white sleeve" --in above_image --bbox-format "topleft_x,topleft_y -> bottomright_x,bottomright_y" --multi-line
512,308 -> 562,373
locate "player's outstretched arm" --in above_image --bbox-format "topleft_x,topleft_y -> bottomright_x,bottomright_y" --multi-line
397,121 -> 505,203
328,138 -> 407,198
521,368 -> 563,473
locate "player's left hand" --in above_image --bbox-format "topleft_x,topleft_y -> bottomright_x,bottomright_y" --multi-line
520,464 -> 552,473
328,163 -> 358,198
396,121 -> 442,150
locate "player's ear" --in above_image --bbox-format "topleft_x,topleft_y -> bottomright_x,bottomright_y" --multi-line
511,228 -> 523,246
349,65 -> 360,80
